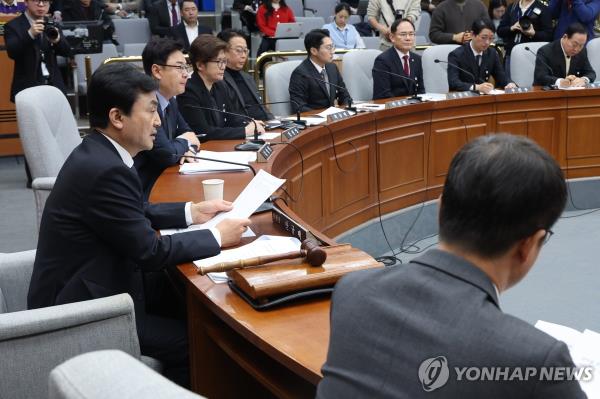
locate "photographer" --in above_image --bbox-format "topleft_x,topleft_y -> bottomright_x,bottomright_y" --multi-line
367,0 -> 420,50
5,0 -> 72,102
497,0 -> 552,78
62,0 -> 115,42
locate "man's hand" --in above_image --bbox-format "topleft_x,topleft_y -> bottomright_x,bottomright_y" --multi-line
191,199 -> 233,224
180,150 -> 198,164
476,82 -> 494,94
453,31 -> 471,44
216,218 -> 252,248
505,82 -> 517,89
571,77 -> 587,87
523,25 -> 535,37
558,78 -> 571,88
510,21 -> 522,32
179,131 -> 201,147
28,18 -> 45,38
244,120 -> 265,137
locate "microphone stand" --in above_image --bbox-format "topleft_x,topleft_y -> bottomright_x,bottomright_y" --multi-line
372,67 -> 422,103
434,59 -> 481,95
524,46 -> 558,90
176,154 -> 257,176
302,73 -> 357,113
245,100 -> 308,126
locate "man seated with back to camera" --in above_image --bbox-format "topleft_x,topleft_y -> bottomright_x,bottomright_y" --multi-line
217,29 -> 274,122
178,35 -> 266,141
372,18 -> 425,100
4,0 -> 72,102
447,19 -> 516,94
288,29 -> 351,113
27,62 -> 251,388
316,133 -> 586,398
533,22 -> 596,89
134,37 -> 201,201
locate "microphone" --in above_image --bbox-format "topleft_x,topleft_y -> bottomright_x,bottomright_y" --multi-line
173,153 -> 257,176
372,67 -> 422,102
181,104 -> 264,152
434,59 -> 481,95
245,100 -> 308,127
301,73 -> 357,113
524,46 -> 557,90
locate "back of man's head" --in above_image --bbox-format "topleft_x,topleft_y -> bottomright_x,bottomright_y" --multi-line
142,37 -> 184,76
88,63 -> 157,129
439,134 -> 566,258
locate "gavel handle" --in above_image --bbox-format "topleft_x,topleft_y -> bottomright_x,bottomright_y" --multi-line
198,249 -> 307,275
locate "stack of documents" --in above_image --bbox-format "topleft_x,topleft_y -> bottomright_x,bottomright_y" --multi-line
179,150 -> 256,174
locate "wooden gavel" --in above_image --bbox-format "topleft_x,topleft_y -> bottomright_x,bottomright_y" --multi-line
198,239 -> 327,275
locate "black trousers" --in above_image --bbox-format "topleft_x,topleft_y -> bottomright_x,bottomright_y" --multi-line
257,37 -> 277,57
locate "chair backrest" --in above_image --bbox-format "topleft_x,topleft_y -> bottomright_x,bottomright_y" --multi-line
75,43 -> 119,94
0,250 -> 35,313
275,38 -> 306,52
422,44 -> 459,93
363,36 -> 380,49
123,42 -> 147,56
296,16 -> 326,36
510,42 -> 548,87
285,0 -> 305,17
265,60 -> 303,116
304,0 -> 338,18
342,49 -> 381,101
49,350 -> 205,399
112,18 -> 151,53
415,11 -> 430,41
587,38 -> 600,82
15,86 -> 81,180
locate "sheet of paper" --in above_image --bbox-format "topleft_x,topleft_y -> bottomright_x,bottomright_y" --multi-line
558,86 -> 586,90
317,107 -> 347,117
160,169 -> 285,235
282,116 -> 326,126
355,103 -> 385,111
488,89 -> 505,95
257,132 -> 281,140
179,150 -> 256,174
421,93 -> 447,102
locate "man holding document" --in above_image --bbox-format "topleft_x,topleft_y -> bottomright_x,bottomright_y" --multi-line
27,63 -> 251,388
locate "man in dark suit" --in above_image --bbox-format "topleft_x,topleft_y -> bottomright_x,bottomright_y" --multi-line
289,29 -> 351,113
148,0 -> 181,37
317,134 -> 586,398
171,0 -> 212,52
372,18 -> 425,100
27,63 -> 251,387
218,29 -> 273,121
447,19 -> 516,94
134,37 -> 200,200
4,0 -> 71,102
534,22 -> 596,88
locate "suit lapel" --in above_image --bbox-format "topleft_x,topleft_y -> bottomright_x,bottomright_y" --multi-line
224,70 -> 245,108
306,59 -> 330,99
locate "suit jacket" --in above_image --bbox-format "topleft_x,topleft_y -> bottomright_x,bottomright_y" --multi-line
171,21 -> 212,51
289,58 -> 352,113
28,132 -> 220,325
372,48 -> 425,100
223,68 -> 274,121
447,43 -> 509,91
4,13 -> 71,102
177,72 -> 247,140
316,249 -> 587,398
134,95 -> 190,200
533,40 -> 596,86
148,0 -> 181,37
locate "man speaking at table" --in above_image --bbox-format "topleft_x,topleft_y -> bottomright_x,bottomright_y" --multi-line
27,63 -> 251,388
317,134 -> 586,398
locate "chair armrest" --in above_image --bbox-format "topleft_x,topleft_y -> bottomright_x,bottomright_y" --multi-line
32,176 -> 56,191
49,350 -> 204,399
32,177 -> 56,231
0,294 -> 141,399
0,250 -> 36,313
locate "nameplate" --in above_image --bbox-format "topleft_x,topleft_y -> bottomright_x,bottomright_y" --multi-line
384,98 -> 421,109
587,82 -> 600,89
256,143 -> 273,163
446,91 -> 479,99
505,86 -> 532,94
282,126 -> 300,141
327,110 -> 352,122
272,206 -> 308,242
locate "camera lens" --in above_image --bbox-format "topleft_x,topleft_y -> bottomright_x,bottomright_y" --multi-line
519,16 -> 531,31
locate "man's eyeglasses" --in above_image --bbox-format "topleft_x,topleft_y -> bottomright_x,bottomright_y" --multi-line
397,32 -> 415,38
208,59 -> 228,68
232,47 -> 249,55
157,63 -> 193,75
542,229 -> 554,245
34,0 -> 52,5
321,44 -> 336,52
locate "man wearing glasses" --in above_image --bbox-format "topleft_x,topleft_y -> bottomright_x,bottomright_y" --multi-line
135,37 -> 201,200
218,29 -> 273,121
289,29 -> 351,113
372,18 -> 425,99
447,19 -> 515,94
533,22 -> 595,89
4,0 -> 71,102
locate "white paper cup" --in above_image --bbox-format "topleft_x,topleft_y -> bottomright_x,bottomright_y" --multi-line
202,179 -> 224,201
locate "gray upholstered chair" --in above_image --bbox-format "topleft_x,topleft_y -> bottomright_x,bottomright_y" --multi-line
510,42 -> 548,87
74,43 -> 119,96
363,36 -> 380,50
422,44 -> 459,93
112,18 -> 151,54
0,251 -> 159,399
49,350 -> 204,399
587,38 -> 600,82
415,11 -> 431,43
264,59 -> 303,116
296,16 -> 325,36
342,49 -> 382,101
304,0 -> 337,18
15,86 -> 82,231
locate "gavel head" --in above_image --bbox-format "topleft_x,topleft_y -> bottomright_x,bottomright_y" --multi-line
301,239 -> 327,267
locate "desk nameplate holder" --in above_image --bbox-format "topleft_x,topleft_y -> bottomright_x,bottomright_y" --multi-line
506,86 -> 531,94
446,91 -> 479,100
588,82 -> 600,89
385,98 -> 420,109
281,126 -> 300,142
256,143 -> 273,163
327,110 -> 352,122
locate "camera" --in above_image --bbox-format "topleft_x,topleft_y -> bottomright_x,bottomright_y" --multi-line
394,9 -> 404,20
43,16 -> 60,41
519,16 -> 532,31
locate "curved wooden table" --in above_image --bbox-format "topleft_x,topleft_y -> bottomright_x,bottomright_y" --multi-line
151,88 -> 600,398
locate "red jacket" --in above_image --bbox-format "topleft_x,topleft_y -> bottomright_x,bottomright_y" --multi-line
256,4 -> 296,37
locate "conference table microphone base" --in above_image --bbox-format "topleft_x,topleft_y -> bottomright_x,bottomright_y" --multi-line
235,139 -> 265,151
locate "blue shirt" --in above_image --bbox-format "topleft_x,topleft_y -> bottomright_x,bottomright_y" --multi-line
322,22 -> 366,49
0,0 -> 25,13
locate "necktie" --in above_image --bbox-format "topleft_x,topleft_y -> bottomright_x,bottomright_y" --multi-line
320,69 -> 331,96
475,54 -> 482,67
171,2 -> 178,26
403,54 -> 410,76
164,104 -> 172,139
